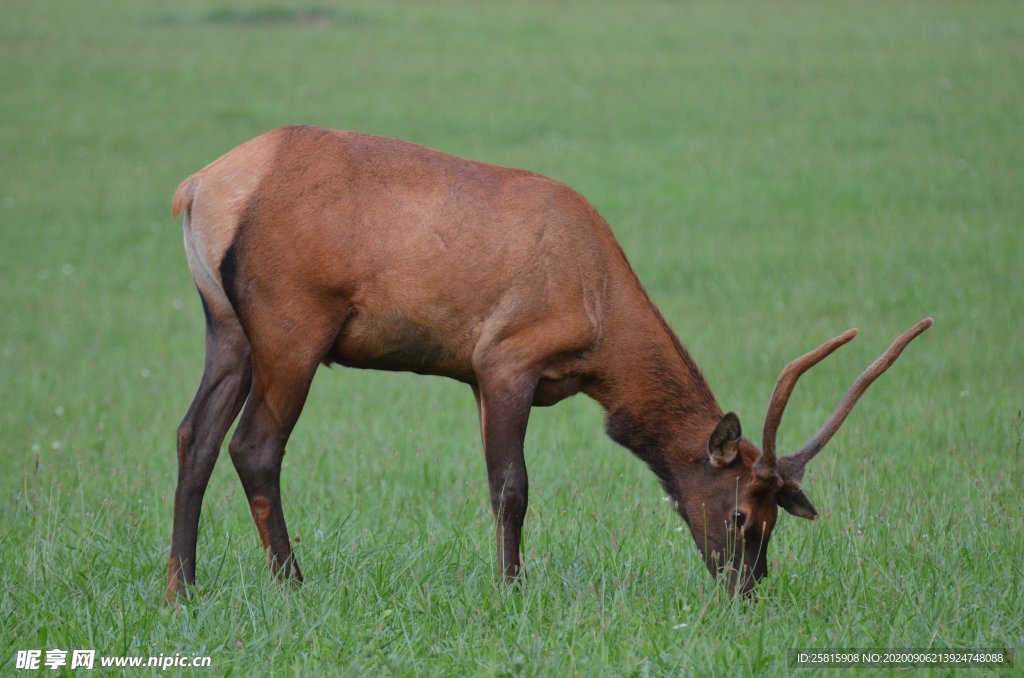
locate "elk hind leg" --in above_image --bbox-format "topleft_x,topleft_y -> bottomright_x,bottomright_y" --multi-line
167,295 -> 252,602
227,336 -> 326,582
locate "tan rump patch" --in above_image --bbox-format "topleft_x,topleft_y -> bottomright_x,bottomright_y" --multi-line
178,130 -> 284,304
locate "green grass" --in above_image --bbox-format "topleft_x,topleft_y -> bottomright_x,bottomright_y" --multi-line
1,0 -> 1021,674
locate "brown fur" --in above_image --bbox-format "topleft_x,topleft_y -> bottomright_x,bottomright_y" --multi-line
166,126 -> 930,602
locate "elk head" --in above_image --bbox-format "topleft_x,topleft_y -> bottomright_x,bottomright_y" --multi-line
676,318 -> 933,595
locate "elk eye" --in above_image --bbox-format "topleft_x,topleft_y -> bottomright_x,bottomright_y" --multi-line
732,511 -> 746,528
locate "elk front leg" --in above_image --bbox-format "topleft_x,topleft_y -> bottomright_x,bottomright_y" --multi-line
474,372 -> 535,580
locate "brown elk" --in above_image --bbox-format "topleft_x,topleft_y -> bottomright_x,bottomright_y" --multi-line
166,125 -> 931,601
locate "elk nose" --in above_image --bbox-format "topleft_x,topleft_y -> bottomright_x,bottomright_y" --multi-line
725,564 -> 760,598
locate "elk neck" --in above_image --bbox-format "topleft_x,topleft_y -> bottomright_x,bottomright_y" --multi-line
586,288 -> 724,500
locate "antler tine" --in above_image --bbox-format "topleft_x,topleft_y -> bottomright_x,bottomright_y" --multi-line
779,318 -> 934,482
758,328 -> 859,470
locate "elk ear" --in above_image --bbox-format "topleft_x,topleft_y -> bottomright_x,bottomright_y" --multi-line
707,412 -> 742,467
778,485 -> 818,520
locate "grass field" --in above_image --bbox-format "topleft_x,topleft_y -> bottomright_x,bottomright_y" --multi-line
1,0 -> 1021,674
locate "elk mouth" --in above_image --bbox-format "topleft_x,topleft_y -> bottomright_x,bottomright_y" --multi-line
725,560 -> 766,597
703,544 -> 767,597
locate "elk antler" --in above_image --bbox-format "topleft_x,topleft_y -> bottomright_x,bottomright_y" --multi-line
777,318 -> 933,483
757,328 -> 859,471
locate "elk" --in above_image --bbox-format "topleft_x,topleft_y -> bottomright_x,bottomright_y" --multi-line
166,125 -> 931,601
